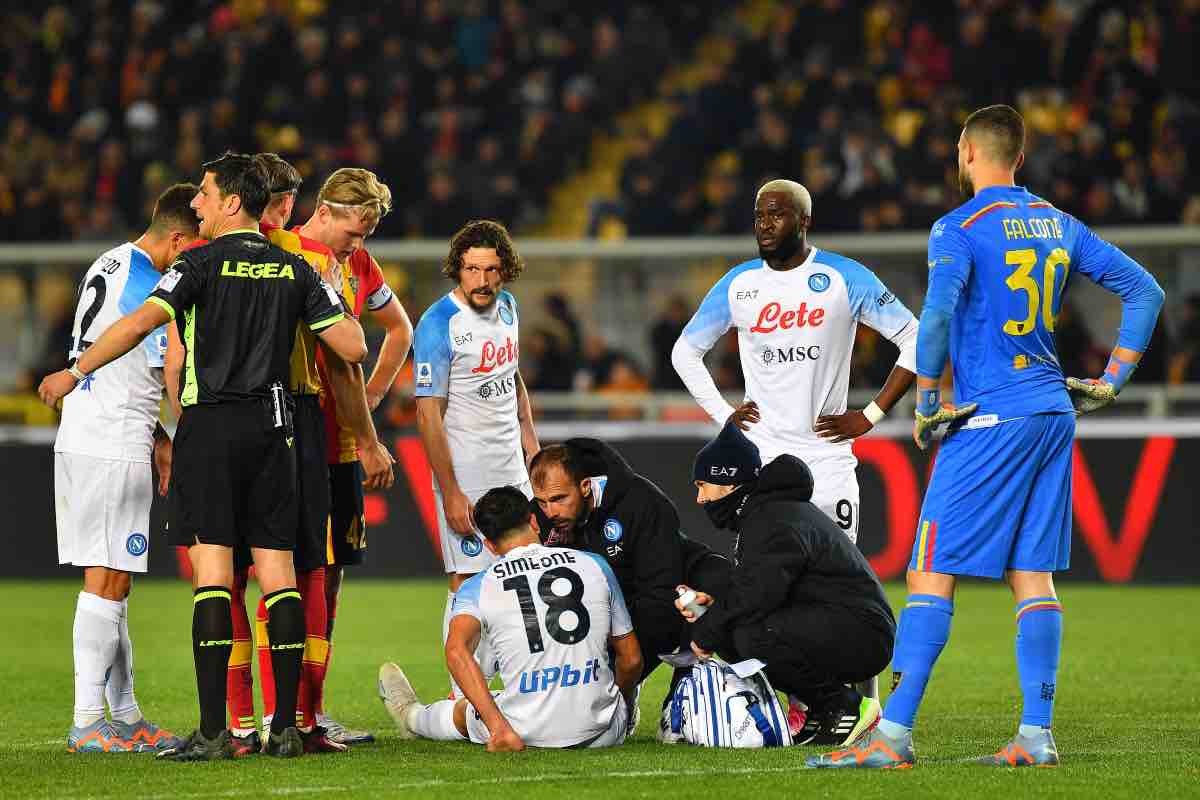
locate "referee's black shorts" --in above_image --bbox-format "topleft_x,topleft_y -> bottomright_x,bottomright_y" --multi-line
169,400 -> 297,552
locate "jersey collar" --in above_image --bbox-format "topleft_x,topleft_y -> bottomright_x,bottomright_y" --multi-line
760,245 -> 818,273
216,227 -> 265,239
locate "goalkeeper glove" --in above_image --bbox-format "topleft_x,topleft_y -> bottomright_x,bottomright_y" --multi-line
913,387 -> 978,451
1066,353 -> 1136,415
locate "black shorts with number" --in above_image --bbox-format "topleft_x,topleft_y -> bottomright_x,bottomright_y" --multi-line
169,400 -> 297,552
291,395 -> 331,571
328,461 -> 367,566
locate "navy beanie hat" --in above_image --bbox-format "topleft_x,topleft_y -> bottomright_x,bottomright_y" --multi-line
693,422 -> 762,485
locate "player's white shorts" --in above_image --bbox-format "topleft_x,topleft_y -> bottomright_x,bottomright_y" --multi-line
437,481 -> 533,575
464,692 -> 629,749
809,463 -> 860,544
55,452 -> 153,573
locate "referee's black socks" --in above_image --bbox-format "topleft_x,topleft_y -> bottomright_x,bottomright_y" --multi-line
192,586 -> 233,739
263,588 -> 304,735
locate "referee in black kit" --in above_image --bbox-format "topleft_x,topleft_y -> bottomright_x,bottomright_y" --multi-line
40,152 -> 372,761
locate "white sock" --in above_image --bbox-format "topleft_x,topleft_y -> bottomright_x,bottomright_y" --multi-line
73,592 -> 123,728
876,718 -> 911,739
105,598 -> 142,724
443,590 -> 463,699
410,700 -> 466,741
1018,723 -> 1048,737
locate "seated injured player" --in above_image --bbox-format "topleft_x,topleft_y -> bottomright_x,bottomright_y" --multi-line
379,486 -> 642,751
677,423 -> 896,747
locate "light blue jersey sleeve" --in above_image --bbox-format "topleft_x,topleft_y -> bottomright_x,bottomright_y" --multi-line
917,220 -> 974,379
123,249 -> 168,368
451,571 -> 485,621
412,297 -> 457,398
822,252 -> 917,339
1066,216 -> 1164,352
680,260 -> 758,352
581,551 -> 633,637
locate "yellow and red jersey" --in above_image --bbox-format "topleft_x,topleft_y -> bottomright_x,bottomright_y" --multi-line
259,223 -> 337,396
312,244 -> 387,464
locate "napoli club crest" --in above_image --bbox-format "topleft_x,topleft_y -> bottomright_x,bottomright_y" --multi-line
498,303 -> 514,325
126,533 -> 148,556
808,273 -> 831,293
603,519 -> 623,542
461,535 -> 484,556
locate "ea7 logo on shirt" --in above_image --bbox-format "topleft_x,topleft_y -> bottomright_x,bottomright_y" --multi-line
761,345 -> 821,365
735,289 -> 760,301
710,466 -> 738,478
471,337 -> 517,374
750,302 -> 825,333
808,273 -> 831,293
415,362 -> 433,388
603,519 -> 623,542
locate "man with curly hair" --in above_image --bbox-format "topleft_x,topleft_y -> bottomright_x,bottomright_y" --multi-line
413,220 -> 541,698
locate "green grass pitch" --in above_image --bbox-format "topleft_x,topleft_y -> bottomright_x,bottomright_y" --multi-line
1,579 -> 1196,799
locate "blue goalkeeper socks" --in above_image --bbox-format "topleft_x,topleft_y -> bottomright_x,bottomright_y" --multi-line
881,594 -> 954,732
1015,596 -> 1063,728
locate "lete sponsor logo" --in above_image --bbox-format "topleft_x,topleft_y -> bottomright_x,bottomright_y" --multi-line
749,302 -> 825,333
471,337 -> 517,374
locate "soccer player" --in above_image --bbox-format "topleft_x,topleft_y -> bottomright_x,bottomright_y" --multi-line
413,220 -> 540,696
378,486 -> 641,751
809,105 -> 1164,769
291,166 -> 413,744
671,177 -> 918,708
54,184 -> 197,754
42,151 -> 369,760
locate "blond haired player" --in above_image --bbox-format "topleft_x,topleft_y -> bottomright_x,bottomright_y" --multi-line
289,167 -> 413,744
167,157 -> 397,753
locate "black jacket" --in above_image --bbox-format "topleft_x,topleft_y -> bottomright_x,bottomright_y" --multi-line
537,438 -> 714,643
692,454 -> 896,653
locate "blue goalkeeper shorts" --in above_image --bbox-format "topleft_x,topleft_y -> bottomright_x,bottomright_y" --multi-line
911,411 -> 1074,578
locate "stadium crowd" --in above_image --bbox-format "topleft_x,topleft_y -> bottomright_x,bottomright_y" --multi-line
0,0 -> 714,241
604,0 -> 1200,235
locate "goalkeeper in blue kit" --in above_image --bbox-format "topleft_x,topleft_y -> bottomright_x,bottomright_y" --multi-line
810,105 -> 1163,769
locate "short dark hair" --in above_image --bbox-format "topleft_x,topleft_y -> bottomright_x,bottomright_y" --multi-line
149,183 -> 199,235
255,152 -> 302,194
963,104 -> 1025,167
528,443 -> 587,488
442,220 -> 524,284
201,151 -> 270,220
473,486 -> 534,544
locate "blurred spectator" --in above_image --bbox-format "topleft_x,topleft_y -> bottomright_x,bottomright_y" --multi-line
649,295 -> 691,391
596,356 -> 650,420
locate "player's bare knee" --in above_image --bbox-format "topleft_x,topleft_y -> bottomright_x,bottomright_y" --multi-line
905,569 -> 956,598
452,698 -> 470,737
1005,569 -> 1055,602
251,548 -> 297,595
83,566 -> 131,600
449,572 -> 475,593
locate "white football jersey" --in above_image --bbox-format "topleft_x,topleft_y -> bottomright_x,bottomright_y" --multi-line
677,248 -> 916,474
452,543 -> 634,748
55,243 -> 168,463
412,290 -> 526,494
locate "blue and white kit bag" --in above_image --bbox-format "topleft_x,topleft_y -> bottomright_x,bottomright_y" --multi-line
666,656 -> 791,748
